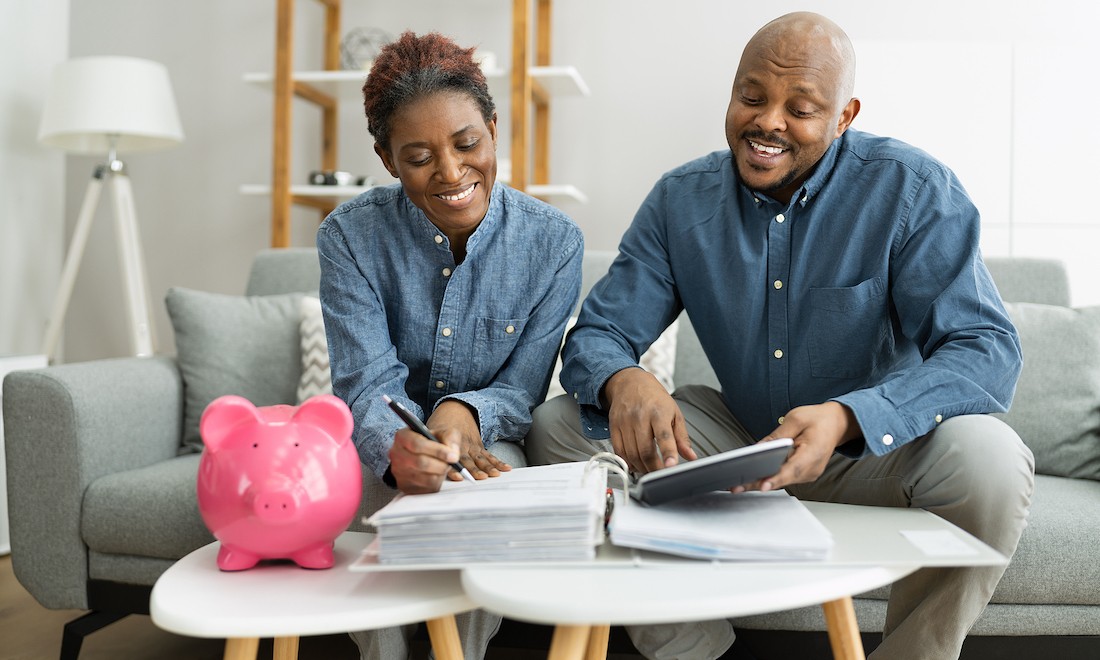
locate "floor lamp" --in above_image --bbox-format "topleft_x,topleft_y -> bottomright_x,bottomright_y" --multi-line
38,56 -> 184,363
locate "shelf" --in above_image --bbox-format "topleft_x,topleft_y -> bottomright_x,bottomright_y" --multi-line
241,182 -> 584,204
241,183 -> 369,198
530,66 -> 590,97
243,68 -> 509,99
525,184 -> 588,203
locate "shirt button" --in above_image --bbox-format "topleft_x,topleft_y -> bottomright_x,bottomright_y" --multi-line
573,392 -> 579,399
754,197 -> 761,205
434,235 -> 444,244
882,434 -> 894,446
801,195 -> 808,203
778,416 -> 785,425
442,267 -> 452,277
775,213 -> 785,223
773,279 -> 783,290
935,414 -> 943,423
505,325 -> 515,334
773,349 -> 783,359
441,327 -> 452,337
435,380 -> 445,389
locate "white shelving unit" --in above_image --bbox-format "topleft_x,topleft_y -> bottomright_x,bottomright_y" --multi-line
248,0 -> 589,246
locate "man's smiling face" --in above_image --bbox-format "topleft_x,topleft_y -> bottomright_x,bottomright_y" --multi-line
725,25 -> 857,204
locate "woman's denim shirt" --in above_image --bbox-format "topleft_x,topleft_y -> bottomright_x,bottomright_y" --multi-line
318,181 -> 583,478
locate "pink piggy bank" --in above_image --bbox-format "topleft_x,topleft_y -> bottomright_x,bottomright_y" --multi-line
197,394 -> 361,571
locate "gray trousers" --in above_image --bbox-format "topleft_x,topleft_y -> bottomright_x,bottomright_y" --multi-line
526,386 -> 1035,660
349,439 -> 527,660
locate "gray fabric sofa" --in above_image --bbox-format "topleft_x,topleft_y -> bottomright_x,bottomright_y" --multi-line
4,247 -> 1098,658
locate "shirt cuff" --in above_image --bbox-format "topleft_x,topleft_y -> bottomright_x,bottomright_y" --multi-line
382,464 -> 397,489
832,390 -> 914,456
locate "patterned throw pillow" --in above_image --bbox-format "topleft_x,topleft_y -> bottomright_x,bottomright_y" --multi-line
546,317 -> 680,401
297,296 -> 333,403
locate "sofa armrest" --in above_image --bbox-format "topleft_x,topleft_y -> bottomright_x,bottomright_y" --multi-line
3,356 -> 183,610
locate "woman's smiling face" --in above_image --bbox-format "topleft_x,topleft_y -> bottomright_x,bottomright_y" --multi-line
375,90 -> 498,249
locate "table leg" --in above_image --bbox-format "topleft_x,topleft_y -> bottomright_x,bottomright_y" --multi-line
273,636 -> 300,660
584,624 -> 610,660
425,615 -> 465,660
548,624 -> 593,660
822,596 -> 866,660
223,637 -> 259,660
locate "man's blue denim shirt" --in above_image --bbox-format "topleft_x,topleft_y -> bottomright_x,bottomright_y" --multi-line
318,182 -> 583,477
561,129 -> 1021,458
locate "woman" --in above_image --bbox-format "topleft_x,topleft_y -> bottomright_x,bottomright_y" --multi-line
317,30 -> 583,658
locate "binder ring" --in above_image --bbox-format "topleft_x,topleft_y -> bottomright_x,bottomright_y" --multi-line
585,452 -> 631,508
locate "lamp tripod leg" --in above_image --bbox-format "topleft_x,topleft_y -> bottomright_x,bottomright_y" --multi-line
41,167 -> 106,363
108,169 -> 156,357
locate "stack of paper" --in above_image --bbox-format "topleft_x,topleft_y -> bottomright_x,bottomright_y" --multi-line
366,461 -> 607,564
609,489 -> 834,561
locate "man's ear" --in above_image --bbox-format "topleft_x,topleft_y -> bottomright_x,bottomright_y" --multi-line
374,142 -> 399,179
834,97 -> 860,139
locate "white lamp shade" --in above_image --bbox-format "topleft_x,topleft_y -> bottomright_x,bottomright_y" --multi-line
38,56 -> 184,155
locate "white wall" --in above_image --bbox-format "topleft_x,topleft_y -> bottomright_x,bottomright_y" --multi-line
24,0 -> 1100,362
0,0 -> 68,356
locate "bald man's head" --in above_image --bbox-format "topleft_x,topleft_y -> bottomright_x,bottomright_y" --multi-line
747,12 -> 856,107
724,12 -> 860,203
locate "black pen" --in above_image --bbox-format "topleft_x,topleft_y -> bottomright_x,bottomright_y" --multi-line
382,395 -> 477,483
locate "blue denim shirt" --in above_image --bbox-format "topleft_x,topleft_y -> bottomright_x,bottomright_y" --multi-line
562,129 -> 1021,458
318,182 -> 583,477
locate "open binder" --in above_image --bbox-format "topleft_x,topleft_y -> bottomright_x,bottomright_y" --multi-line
360,451 -> 834,567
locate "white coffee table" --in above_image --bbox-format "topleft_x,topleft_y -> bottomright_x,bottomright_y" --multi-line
461,501 -> 1006,660
151,531 -> 476,660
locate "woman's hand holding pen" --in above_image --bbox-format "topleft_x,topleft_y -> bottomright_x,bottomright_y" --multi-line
387,399 -> 511,493
388,427 -> 462,494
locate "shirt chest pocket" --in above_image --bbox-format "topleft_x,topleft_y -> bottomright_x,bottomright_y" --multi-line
476,316 -> 527,343
807,278 -> 889,379
466,316 -> 527,384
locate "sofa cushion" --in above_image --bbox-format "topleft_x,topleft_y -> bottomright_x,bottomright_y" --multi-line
166,287 -> 304,451
990,473 -> 1100,605
996,303 -> 1100,480
82,453 -> 213,560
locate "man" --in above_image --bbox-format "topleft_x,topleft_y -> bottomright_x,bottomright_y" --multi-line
526,11 -> 1034,660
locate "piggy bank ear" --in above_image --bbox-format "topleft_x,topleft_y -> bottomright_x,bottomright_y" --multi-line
200,395 -> 263,452
292,394 -> 354,446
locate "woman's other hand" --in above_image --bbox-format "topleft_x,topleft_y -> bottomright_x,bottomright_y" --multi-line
430,400 -> 511,480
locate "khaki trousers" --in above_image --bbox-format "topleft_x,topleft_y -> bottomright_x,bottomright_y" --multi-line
526,385 -> 1035,660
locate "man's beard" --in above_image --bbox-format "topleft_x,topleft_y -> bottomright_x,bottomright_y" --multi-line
734,157 -> 804,197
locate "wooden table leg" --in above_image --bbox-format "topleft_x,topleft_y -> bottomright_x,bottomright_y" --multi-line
273,636 -> 300,660
584,623 -> 610,660
548,624 -> 593,660
425,615 -> 465,660
223,637 -> 259,660
822,596 -> 866,660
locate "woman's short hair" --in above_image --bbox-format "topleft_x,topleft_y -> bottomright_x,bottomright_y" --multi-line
363,31 -> 495,151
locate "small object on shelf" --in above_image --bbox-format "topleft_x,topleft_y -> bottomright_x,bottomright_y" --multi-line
309,170 -> 373,187
340,26 -> 392,71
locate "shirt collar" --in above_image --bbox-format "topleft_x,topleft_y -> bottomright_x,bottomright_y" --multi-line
463,181 -> 503,255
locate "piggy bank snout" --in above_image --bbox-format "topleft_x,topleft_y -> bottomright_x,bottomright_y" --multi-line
250,483 -> 303,523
